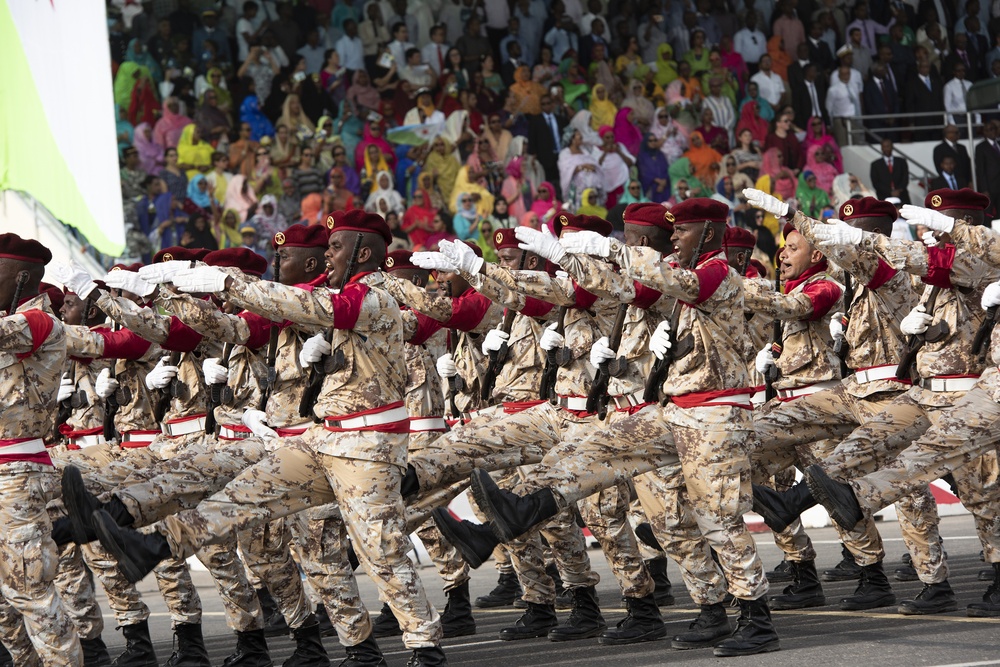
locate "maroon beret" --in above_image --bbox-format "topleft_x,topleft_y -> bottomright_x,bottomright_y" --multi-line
462,240 -> 483,258
203,248 -> 268,277
0,233 -> 52,265
670,198 -> 730,226
493,228 -> 519,251
39,282 -> 65,312
384,249 -> 418,272
623,203 -> 674,231
924,187 -> 991,212
553,213 -> 613,238
272,224 -> 330,250
325,210 -> 393,245
153,246 -> 211,263
724,226 -> 757,249
109,262 -> 143,273
839,197 -> 896,221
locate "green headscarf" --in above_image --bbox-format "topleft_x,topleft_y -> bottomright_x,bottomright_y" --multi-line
113,62 -> 151,109
795,171 -> 831,219
576,188 -> 608,217
655,44 -> 678,88
475,219 -> 499,264
618,179 -> 648,205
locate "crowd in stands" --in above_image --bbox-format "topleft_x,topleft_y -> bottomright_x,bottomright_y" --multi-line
110,0 -> 1000,269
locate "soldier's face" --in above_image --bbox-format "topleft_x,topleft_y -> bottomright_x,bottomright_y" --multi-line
61,293 -> 86,325
670,223 -> 713,266
435,271 -> 470,297
780,231 -> 822,281
497,248 -> 525,270
325,232 -> 373,287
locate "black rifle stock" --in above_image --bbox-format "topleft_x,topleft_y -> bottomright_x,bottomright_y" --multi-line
895,285 -> 942,381
103,289 -> 122,442
586,302 -> 629,418
539,306 -> 568,402
204,343 -> 234,434
259,254 -> 282,411
480,249 -> 528,401
833,273 -> 853,361
973,305 -> 998,357
764,273 -> 782,401
153,350 -> 181,422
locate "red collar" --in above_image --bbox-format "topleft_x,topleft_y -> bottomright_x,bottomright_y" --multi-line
783,259 -> 829,294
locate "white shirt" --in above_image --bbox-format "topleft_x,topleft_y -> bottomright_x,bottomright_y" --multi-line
944,77 -> 976,125
826,79 -> 860,118
388,39 -> 415,67
804,80 -> 822,118
750,70 -> 785,107
236,17 -> 255,62
422,41 -> 450,75
733,28 -> 767,64
336,35 -> 365,71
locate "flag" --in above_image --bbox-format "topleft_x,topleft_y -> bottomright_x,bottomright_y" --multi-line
386,122 -> 446,146
0,0 -> 125,256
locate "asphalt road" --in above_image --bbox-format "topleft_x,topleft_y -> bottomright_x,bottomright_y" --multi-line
99,514 -> 999,667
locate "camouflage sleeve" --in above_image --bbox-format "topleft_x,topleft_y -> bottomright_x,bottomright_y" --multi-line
0,312 -> 51,354
467,271 -> 528,311
96,291 -> 171,343
743,278 -> 815,320
560,252 -> 637,301
65,325 -> 106,358
476,263 -> 577,307
401,309 -> 419,341
950,221 -> 1000,270
792,211 -> 881,285
859,234 -> 930,277
160,292 -> 252,345
382,274 -> 456,322
609,244 -> 702,302
226,275 -> 337,327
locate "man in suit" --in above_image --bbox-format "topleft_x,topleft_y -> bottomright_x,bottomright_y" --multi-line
792,62 -> 829,129
975,120 -> 1000,217
806,20 -> 836,75
933,125 -> 973,184
527,94 -> 567,197
904,59 -> 945,140
862,62 -> 898,135
929,156 -> 969,191
870,138 -> 911,204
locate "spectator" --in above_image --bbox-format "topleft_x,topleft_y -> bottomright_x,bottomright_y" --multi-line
930,156 -> 969,190
359,5 -> 390,71
843,29 -> 873,77
733,11 -> 767,71
975,121 -> 1000,216
290,147 -> 325,200
455,17 -> 491,71
423,24 -> 450,76
846,1 -> 889,54
192,10 -> 231,65
862,62 -> 899,135
904,59 -> 945,140
298,29 -> 327,74
336,19 -> 365,71
750,54 -> 786,109
944,63 -> 977,127
870,138 -> 910,204
134,122 -> 165,175
791,63 -> 828,130
159,146 -> 188,202
933,125 -> 973,185
773,0 -> 805,61
238,45 -> 280,104
249,194 -> 287,241
763,111 -> 801,170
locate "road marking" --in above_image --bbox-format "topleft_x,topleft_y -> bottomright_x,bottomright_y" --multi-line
384,638 -> 506,655
927,661 -> 1000,667
771,608 -> 1000,624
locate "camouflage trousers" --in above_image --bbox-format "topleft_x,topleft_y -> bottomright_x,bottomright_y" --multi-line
155,432 -> 443,648
752,385 -> 946,581
512,402 -> 767,601
0,463 -> 81,666
626,499 -> 665,563
239,518 -> 311,630
822,382 -> 1000,567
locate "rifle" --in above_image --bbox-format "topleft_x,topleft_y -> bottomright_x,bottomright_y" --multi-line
585,302 -> 629,419
642,221 -> 712,403
153,350 -> 182,422
833,273 -> 853,361
539,306 -> 568,402
258,254 -> 282,411
57,291 -> 96,431
445,326 -> 463,420
895,285 -> 943,381
972,305 -> 998,357
764,273 -> 782,402
8,271 -> 28,317
103,289 -> 123,442
299,232 -> 365,419
480,248 -> 528,400
204,343 -> 234,435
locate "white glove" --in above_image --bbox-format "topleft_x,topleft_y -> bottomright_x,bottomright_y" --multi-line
103,269 -> 155,298
94,368 -> 119,399
743,188 -> 789,217
436,353 -> 458,378
145,355 -> 178,390
439,240 -> 485,275
900,204 -> 955,234
57,374 -> 75,403
590,336 -> 616,367
138,260 -> 194,284
755,347 -> 775,375
899,305 -> 933,335
982,281 -> 1000,309
559,230 -> 612,258
539,322 -> 565,351
810,219 -> 863,247
298,332 -> 331,368
410,251 -> 459,273
52,263 -> 98,299
171,267 -> 228,293
649,320 -> 673,360
242,409 -> 278,439
921,230 -> 939,247
513,227 -> 566,264
830,312 -> 845,340
202,357 -> 228,385
481,328 -> 509,355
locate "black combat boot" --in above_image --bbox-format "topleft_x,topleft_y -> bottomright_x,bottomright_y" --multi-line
0,641 -> 11,667
633,523 -> 662,551
257,588 -> 290,637
547,586 -> 606,641
840,561 -> 897,610
430,508 -> 499,568
81,635 -> 112,667
597,594 -> 666,645
894,552 -> 918,581
338,634 -> 387,667
804,465 -> 864,530
822,545 -> 862,582
440,581 -> 476,638
770,560 -> 826,610
474,573 -> 522,608
671,603 -> 732,649
52,516 -> 83,546
967,563 -> 1000,617
898,581 -> 958,615
164,623 -> 211,667
767,560 -> 794,583
62,465 -> 104,543
469,469 -> 559,542
283,615 -> 330,667
109,620 -> 158,666
400,464 -> 420,499
405,646 -> 447,666
92,510 -> 171,583
645,557 -> 675,607
713,597 -> 781,657
751,482 -> 815,533
370,603 -> 402,638
498,602 -> 558,640
220,629 -> 273,667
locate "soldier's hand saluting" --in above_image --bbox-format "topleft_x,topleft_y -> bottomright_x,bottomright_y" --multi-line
743,188 -> 790,218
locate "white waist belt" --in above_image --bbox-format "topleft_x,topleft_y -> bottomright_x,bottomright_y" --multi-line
122,431 -> 158,444
325,406 -> 408,429
557,395 -> 590,411
777,380 -> 841,400
409,416 -> 447,432
70,434 -> 106,448
162,416 -> 207,437
704,393 -> 753,405
611,390 -> 646,410
920,376 -> 979,392
750,392 -> 767,407
0,438 -> 46,455
853,365 -> 899,384
218,425 -> 252,440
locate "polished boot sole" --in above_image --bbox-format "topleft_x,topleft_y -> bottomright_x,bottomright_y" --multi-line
805,466 -> 863,530
430,508 -> 486,569
713,639 -> 781,657
498,626 -> 558,641
671,627 -> 732,650
897,601 -> 959,615
597,626 -> 667,646
441,623 -> 477,639
967,605 -> 1000,617
469,468 -> 518,543
751,497 -> 792,534
839,594 -> 897,611
769,596 -> 826,611
92,510 -> 151,584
